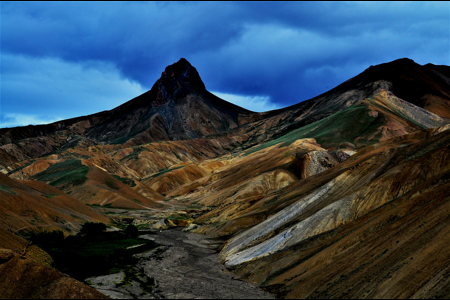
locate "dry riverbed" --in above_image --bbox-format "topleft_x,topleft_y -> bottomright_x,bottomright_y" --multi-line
86,228 -> 275,299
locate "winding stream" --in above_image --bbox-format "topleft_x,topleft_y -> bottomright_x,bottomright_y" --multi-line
87,228 -> 275,299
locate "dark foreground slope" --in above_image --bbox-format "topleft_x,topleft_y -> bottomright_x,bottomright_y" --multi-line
0,174 -> 111,299
0,255 -> 108,299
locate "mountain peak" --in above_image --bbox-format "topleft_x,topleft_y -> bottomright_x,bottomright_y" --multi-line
161,58 -> 205,90
392,57 -> 415,63
149,58 -> 206,106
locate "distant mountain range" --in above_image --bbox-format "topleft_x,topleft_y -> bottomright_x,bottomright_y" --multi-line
1,58 -> 448,165
0,58 -> 449,299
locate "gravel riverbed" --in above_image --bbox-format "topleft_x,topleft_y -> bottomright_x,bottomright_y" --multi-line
87,228 -> 275,299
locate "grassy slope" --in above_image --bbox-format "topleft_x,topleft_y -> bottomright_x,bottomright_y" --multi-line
32,159 -> 88,187
246,90 -> 449,154
29,158 -> 164,209
246,104 -> 385,153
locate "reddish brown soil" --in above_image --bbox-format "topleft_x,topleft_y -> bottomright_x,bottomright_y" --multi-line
0,173 -> 109,236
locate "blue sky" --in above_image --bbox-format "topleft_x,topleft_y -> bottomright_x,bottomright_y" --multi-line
1,1 -> 449,128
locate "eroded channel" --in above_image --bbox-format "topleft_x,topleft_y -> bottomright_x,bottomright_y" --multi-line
87,228 -> 275,299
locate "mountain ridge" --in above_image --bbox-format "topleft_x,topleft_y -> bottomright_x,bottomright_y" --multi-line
1,58 -> 449,147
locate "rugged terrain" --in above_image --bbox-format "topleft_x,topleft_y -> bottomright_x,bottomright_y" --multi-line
0,58 -> 449,299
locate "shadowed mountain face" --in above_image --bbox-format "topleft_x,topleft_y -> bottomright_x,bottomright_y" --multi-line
0,254 -> 108,299
285,58 -> 450,119
85,58 -> 261,145
222,58 -> 450,150
0,58 -> 450,299
0,58 -> 261,146
0,59 -> 261,168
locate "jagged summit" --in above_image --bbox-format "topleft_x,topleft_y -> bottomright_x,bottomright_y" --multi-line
161,58 -> 205,90
149,58 -> 206,107
0,58 -> 259,148
82,58 -> 259,144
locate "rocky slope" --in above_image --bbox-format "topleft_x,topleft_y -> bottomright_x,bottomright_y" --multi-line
218,58 -> 450,151
2,58 -> 449,173
217,125 -> 450,298
3,59 -> 449,213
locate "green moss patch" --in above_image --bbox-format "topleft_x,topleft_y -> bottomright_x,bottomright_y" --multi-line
29,228 -> 158,281
148,165 -> 185,179
0,185 -> 18,195
246,104 -> 385,154
32,159 -> 88,187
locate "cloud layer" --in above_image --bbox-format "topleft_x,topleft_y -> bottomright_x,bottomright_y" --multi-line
1,1 -> 449,127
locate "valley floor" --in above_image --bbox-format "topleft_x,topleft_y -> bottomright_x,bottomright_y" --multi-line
87,228 -> 275,299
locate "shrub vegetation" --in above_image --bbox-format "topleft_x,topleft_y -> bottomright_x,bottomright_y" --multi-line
29,222 -> 157,281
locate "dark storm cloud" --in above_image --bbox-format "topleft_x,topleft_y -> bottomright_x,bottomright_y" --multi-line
2,2 -> 244,84
1,1 -> 449,126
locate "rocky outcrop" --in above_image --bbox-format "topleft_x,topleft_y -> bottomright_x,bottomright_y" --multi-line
292,150 -> 340,179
